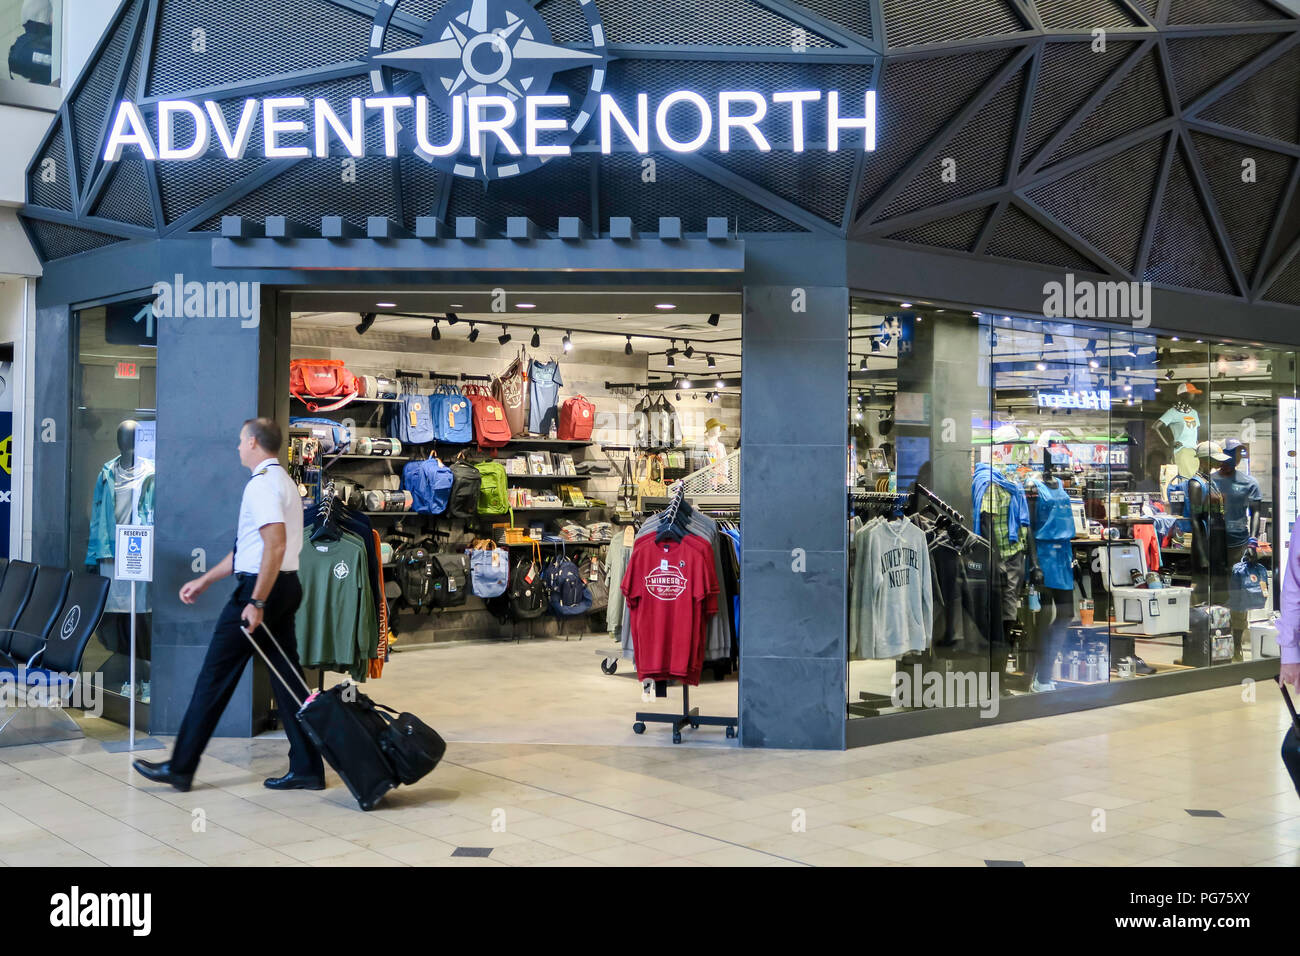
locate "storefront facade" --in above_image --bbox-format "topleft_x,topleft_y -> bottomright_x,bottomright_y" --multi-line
20,0 -> 1300,750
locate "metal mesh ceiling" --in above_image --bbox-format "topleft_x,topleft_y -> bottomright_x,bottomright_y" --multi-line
23,0 -> 1300,312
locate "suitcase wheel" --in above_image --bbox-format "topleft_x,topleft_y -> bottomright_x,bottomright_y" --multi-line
601,658 -> 618,675
633,721 -> 645,734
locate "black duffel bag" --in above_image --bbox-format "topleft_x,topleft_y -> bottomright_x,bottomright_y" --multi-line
371,702 -> 447,785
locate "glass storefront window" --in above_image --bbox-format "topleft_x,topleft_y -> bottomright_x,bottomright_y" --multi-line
847,299 -> 1295,721
70,298 -> 156,721
2,0 -> 61,91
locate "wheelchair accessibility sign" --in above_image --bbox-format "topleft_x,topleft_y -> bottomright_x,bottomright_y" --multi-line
115,525 -> 153,582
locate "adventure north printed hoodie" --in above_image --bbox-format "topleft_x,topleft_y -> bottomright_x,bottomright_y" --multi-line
850,517 -> 933,659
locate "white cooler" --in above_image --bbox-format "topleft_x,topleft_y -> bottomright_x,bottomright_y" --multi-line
1251,622 -> 1280,658
1112,586 -> 1192,635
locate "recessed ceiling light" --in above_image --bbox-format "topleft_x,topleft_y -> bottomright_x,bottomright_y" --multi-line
449,303 -> 464,308
655,303 -> 676,310
376,302 -> 396,308
900,302 -> 913,308
515,302 -> 536,309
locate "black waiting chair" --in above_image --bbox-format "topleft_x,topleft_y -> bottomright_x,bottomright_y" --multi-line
0,566 -> 72,667
0,560 -> 37,658
0,570 -> 110,746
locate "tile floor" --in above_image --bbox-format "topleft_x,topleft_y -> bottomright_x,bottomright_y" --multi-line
0,658 -> 1296,866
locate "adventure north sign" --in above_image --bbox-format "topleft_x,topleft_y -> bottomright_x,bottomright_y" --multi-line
101,0 -> 876,181
103,89 -> 876,165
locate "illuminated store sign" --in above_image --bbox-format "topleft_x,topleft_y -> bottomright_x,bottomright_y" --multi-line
101,0 -> 875,181
1037,389 -> 1112,410
103,90 -> 876,165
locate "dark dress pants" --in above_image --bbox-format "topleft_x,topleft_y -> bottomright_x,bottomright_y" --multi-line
170,572 -> 324,779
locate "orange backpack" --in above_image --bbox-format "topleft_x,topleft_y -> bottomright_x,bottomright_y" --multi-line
290,359 -> 358,411
465,384 -> 512,450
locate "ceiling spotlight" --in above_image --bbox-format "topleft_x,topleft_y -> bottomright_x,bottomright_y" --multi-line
562,331 -> 572,352
706,354 -> 716,369
625,336 -> 633,355
666,352 -> 676,368
854,410 -> 863,421
1044,333 -> 1054,346
716,378 -> 724,389
680,378 -> 692,389
684,341 -> 695,358
1036,362 -> 1046,371
445,312 -> 459,325
467,323 -> 480,343
870,338 -> 880,353
531,328 -> 541,348
431,320 -> 441,341
1089,360 -> 1099,369
676,392 -> 682,401
1165,368 -> 1175,380
707,313 -> 720,326
355,312 -> 376,335
498,325 -> 512,345
859,356 -> 869,371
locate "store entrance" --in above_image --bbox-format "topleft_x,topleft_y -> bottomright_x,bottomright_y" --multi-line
284,288 -> 742,747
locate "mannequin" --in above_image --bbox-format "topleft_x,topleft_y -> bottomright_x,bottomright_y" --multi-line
973,462 -> 1029,674
1185,441 -> 1229,606
703,417 -> 729,491
1025,451 -> 1076,692
86,419 -> 155,675
1156,382 -> 1203,478
1214,439 -> 1264,660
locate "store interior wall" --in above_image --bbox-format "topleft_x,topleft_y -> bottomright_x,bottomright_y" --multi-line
290,315 -> 740,646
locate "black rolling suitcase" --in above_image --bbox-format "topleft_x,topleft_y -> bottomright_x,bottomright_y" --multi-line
241,625 -> 446,811
1278,679 -> 1300,799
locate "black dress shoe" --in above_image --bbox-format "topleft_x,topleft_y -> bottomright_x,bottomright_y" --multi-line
132,759 -> 193,792
264,771 -> 325,791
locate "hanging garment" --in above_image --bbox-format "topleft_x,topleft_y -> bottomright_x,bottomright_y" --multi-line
527,357 -> 563,435
850,517 -> 933,659
622,535 -> 718,684
606,525 -> 634,633
971,462 -> 1029,544
88,456 -> 156,614
495,349 -> 530,438
1029,478 -> 1076,592
1131,523 -> 1161,573
296,529 -> 379,681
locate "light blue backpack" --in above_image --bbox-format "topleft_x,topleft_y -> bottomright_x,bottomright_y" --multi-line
469,544 -> 509,598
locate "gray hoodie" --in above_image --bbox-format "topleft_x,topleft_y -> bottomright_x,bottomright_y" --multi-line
850,517 -> 933,659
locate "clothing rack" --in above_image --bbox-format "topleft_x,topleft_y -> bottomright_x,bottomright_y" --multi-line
910,483 -> 966,526
391,370 -> 490,383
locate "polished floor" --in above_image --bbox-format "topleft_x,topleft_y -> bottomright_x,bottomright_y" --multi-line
0,663 -> 1296,866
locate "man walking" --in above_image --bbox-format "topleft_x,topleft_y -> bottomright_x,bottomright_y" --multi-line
133,418 -> 325,792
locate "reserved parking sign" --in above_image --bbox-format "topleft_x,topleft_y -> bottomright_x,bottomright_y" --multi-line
115,525 -> 153,582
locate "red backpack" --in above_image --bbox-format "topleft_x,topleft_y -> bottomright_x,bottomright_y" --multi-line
558,395 -> 595,441
465,385 -> 512,449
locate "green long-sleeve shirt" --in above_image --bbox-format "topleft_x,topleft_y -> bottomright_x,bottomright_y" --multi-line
295,530 -> 378,682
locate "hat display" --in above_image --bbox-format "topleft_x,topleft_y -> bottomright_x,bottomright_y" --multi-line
1177,382 -> 1203,396
705,418 -> 726,433
1195,440 -> 1230,462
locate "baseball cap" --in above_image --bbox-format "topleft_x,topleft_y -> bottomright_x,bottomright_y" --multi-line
1177,382 -> 1203,396
1195,440 -> 1230,462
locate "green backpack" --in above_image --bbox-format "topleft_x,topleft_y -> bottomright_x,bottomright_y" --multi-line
475,461 -> 510,515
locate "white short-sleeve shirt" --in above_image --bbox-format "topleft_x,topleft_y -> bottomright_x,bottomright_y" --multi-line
234,457 -> 303,574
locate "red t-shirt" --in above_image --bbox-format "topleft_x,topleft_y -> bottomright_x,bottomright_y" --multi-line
622,535 -> 719,684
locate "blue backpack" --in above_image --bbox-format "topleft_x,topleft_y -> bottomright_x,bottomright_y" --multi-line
469,545 -> 509,598
1230,558 -> 1269,611
290,417 -> 352,454
403,456 -> 454,515
541,554 -> 592,616
431,385 -> 473,444
390,391 -> 436,445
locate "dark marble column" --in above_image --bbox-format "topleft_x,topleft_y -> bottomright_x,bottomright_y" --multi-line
740,285 -> 849,749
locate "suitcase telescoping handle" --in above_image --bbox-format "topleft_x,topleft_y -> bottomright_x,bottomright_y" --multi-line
240,624 -> 314,710
1277,677 -> 1300,735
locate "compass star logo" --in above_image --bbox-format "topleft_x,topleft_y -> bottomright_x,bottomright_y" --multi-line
370,0 -> 608,181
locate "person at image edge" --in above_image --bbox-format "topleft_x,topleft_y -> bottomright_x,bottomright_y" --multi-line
132,418 -> 325,792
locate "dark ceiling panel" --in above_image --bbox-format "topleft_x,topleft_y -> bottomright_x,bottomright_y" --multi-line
25,220 -> 126,260
1166,0 -> 1294,24
1021,40 -> 1137,171
1190,130 -> 1295,283
27,118 -> 73,213
1197,44 -> 1300,144
1033,0 -> 1141,30
875,64 -> 1027,221
882,0 -> 1025,47
1044,48 -> 1169,168
1026,133 -> 1165,273
985,202 -> 1102,270
1143,142 -> 1236,294
882,205 -> 993,251
91,158 -> 154,229
1165,33 -> 1279,109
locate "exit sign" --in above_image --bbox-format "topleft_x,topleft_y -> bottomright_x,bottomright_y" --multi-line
115,361 -> 139,380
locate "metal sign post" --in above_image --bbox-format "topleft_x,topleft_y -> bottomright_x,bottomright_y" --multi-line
112,524 -> 154,752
